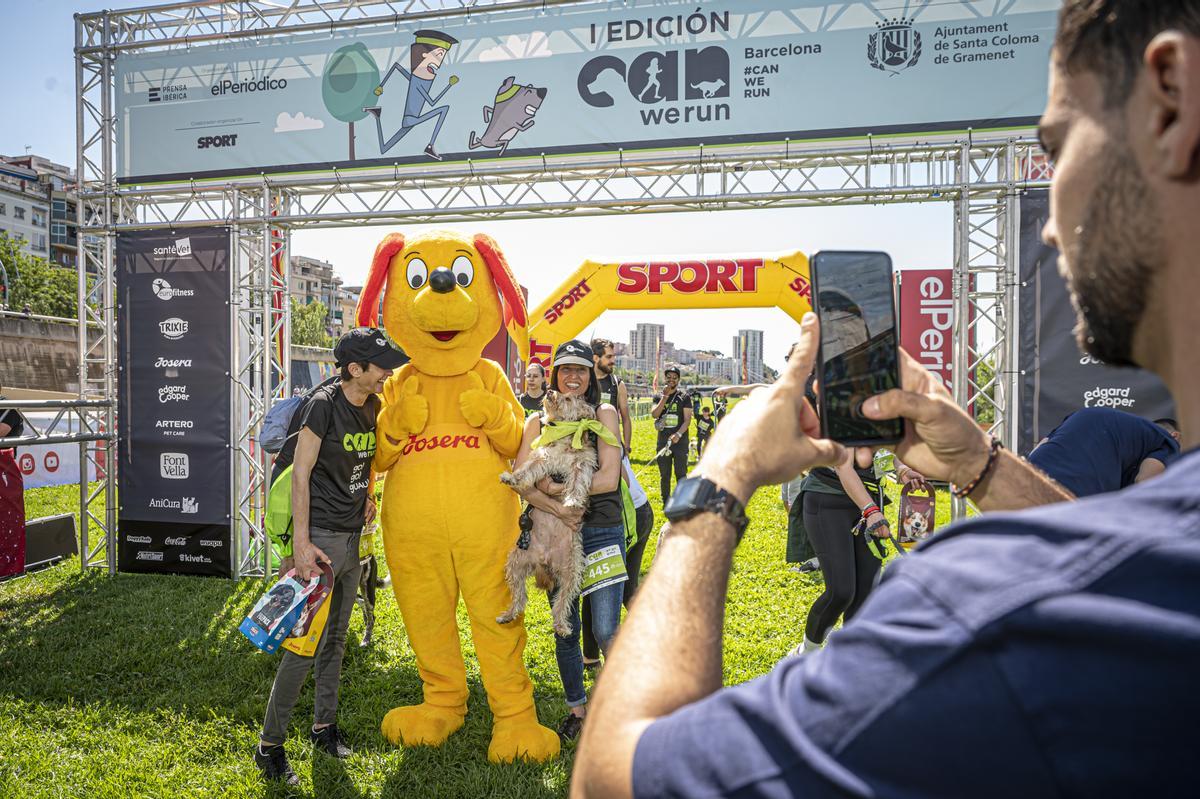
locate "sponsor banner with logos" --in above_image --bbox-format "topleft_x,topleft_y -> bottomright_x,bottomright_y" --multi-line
897,269 -> 954,394
12,413 -> 102,489
1017,189 -> 1175,454
114,0 -> 1057,182
525,251 -> 812,367
116,228 -> 232,577
117,520 -> 233,577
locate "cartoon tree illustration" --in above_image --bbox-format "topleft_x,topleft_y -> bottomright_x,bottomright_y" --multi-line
322,43 -> 381,160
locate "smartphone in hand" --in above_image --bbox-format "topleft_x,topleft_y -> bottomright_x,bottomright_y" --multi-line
809,251 -> 904,446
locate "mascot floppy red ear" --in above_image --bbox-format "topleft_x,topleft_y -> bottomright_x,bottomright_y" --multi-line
473,234 -> 530,362
355,233 -> 405,327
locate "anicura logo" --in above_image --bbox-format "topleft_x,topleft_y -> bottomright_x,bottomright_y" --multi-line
159,318 -> 189,340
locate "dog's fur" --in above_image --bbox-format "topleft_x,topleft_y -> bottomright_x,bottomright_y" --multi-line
902,509 -> 930,540
497,391 -> 597,636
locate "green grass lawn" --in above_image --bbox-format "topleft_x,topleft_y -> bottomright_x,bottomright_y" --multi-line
0,417 -> 949,798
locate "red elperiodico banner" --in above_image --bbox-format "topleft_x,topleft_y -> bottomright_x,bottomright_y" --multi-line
898,269 -> 954,394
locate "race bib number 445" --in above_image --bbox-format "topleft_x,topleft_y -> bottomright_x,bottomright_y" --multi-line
580,545 -> 628,597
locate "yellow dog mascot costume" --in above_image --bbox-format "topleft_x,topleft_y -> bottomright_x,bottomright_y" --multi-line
356,230 -> 560,762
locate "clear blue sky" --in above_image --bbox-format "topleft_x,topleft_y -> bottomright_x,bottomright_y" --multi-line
0,1 -> 952,373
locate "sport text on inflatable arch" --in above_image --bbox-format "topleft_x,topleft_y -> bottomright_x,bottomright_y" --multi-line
526,252 -> 812,367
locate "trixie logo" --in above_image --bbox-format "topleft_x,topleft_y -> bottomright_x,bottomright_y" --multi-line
159,318 -> 189,340
544,278 -> 593,324
616,259 -> 763,294
402,433 -> 481,455
1084,386 -> 1135,409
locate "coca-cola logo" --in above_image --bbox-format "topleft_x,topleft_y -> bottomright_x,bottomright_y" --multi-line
164,536 -> 187,546
402,433 -> 481,455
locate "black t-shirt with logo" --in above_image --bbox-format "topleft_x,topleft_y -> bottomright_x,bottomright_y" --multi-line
280,383 -> 379,532
518,391 -> 545,416
695,415 -> 715,439
654,388 -> 693,441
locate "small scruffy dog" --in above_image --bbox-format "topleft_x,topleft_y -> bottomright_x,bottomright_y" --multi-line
497,390 -> 597,636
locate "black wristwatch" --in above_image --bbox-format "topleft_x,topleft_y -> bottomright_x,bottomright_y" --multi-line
663,476 -> 750,543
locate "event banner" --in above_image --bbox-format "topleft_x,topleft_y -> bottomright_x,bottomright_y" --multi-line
115,0 -> 1058,181
1017,190 -> 1174,455
897,268 -> 954,394
116,228 -> 232,577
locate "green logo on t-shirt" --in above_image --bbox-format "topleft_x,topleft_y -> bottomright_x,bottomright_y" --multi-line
343,431 -> 377,453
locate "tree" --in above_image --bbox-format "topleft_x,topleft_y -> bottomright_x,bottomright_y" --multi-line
290,297 -> 334,348
0,231 -> 77,317
972,355 -> 999,427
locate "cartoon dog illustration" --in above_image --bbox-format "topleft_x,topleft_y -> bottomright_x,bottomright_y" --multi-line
357,230 -> 559,764
468,77 -> 547,156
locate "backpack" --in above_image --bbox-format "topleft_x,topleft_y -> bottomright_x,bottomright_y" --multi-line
260,377 -> 338,454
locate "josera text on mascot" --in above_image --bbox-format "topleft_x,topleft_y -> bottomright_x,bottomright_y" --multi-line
356,230 -> 560,763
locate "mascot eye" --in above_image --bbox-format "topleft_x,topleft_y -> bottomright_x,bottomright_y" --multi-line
451,255 -> 474,287
406,258 -> 428,289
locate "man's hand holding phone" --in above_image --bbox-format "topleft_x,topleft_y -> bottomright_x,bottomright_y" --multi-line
858,348 -> 992,486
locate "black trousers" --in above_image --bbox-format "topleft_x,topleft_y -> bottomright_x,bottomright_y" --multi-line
583,501 -> 654,661
802,491 -> 881,645
658,434 -> 689,506
696,434 -> 710,458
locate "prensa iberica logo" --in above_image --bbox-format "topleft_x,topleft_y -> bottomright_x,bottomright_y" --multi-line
869,17 -> 921,75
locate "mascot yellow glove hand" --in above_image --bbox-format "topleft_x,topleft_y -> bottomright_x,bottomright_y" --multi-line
459,370 -> 504,429
385,375 -> 429,436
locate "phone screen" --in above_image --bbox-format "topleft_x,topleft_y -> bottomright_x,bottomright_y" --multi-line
810,251 -> 904,445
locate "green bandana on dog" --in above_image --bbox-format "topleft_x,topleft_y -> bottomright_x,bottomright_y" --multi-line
531,419 -> 619,451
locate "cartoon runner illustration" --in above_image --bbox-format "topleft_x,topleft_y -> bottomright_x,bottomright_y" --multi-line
639,57 -> 662,102
363,29 -> 460,160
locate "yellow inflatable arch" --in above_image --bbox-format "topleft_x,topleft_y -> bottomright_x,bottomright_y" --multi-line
526,251 -> 813,367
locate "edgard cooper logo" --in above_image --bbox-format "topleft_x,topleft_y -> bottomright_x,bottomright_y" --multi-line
159,318 -> 189,340
869,17 -> 921,75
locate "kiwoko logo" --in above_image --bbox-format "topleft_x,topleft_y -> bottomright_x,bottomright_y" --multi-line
152,278 -> 195,301
159,318 -> 189,340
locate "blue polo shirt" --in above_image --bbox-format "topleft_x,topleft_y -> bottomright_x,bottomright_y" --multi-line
1028,407 -> 1179,497
632,449 -> 1200,798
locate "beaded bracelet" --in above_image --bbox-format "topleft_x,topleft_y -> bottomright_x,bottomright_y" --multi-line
951,437 -> 1003,499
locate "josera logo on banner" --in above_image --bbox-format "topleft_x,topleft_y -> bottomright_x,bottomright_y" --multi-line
897,269 -> 954,393
114,0 -> 1057,182
526,252 -> 813,367
1017,189 -> 1174,454
115,227 -> 233,577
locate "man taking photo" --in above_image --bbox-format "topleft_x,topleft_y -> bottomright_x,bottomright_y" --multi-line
255,327 -> 403,785
573,2 -> 1200,795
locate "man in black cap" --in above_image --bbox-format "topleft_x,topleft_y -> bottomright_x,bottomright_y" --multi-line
255,327 -> 404,785
651,365 -> 693,507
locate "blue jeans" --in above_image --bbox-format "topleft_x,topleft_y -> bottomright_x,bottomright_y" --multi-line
548,523 -> 626,707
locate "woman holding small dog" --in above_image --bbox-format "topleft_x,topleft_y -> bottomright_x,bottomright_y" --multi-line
505,339 -> 624,743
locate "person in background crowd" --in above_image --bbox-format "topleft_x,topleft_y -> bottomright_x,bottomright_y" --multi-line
572,3 -> 1199,794
505,339 -> 624,743
651,366 -> 693,507
518,361 -> 547,416
712,393 -> 728,423
582,337 -> 648,672
1155,417 -> 1183,446
255,328 -> 402,786
781,472 -> 818,574
0,384 -> 26,579
693,405 -> 715,459
1029,406 -> 1180,497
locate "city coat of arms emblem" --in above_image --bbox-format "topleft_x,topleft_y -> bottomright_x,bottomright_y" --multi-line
869,18 -> 922,75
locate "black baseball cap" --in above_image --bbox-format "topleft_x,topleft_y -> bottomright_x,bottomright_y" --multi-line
664,365 -> 681,376
552,339 -> 595,369
334,327 -> 408,369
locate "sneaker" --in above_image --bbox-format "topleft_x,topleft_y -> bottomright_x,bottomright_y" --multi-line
254,744 -> 299,785
424,144 -> 443,161
310,724 -> 352,758
557,712 -> 584,743
582,657 -> 602,673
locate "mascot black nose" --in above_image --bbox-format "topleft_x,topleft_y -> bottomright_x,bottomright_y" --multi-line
429,268 -> 456,294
